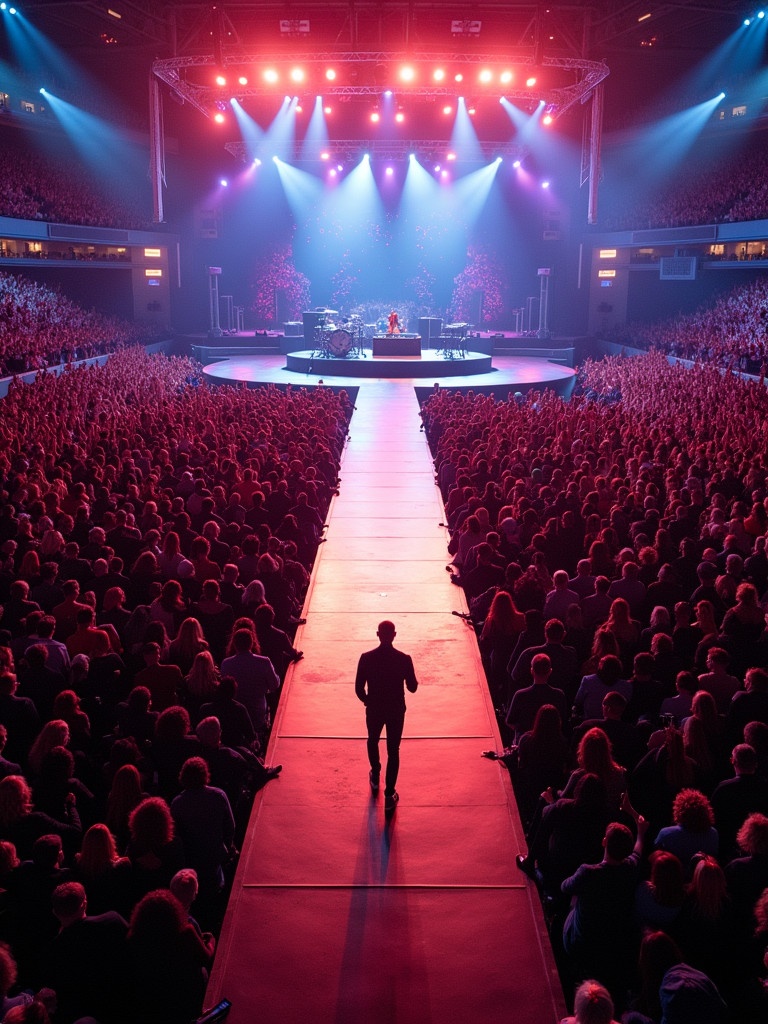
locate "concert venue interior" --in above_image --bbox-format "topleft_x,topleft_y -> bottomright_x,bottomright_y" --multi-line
2,3 -> 768,1023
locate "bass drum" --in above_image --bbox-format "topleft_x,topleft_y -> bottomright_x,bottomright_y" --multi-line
328,328 -> 353,357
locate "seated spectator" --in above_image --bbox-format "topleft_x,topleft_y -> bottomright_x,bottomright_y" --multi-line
126,888 -> 213,1024
573,655 -> 632,724
697,647 -> 742,716
654,788 -> 719,874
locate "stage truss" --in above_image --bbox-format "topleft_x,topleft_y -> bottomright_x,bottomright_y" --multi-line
149,49 -> 607,223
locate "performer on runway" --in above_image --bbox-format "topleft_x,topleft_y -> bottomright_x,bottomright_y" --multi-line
387,310 -> 401,335
354,620 -> 418,812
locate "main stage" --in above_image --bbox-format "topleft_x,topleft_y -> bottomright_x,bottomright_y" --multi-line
201,350 -> 578,393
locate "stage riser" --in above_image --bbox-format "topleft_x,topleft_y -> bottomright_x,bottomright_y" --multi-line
284,350 -> 494,378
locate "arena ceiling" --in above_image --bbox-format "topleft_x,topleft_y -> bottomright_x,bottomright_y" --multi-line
18,1 -> 756,65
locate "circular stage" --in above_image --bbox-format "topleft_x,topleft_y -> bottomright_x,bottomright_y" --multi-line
201,352 -> 577,395
284,348 -> 492,378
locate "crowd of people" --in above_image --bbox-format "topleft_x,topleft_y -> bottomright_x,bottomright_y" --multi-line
0,133 -> 151,231
0,346 -> 352,1023
609,277 -> 768,370
0,273 -> 163,377
422,352 -> 768,1021
599,135 -> 768,231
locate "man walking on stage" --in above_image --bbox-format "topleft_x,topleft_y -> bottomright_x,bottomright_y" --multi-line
355,620 -> 418,812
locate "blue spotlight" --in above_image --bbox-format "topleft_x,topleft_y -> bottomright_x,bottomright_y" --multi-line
745,18 -> 751,25
39,87 -> 46,95
759,11 -> 766,18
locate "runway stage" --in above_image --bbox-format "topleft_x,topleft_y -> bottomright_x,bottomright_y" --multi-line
202,351 -> 578,393
204,380 -> 567,1024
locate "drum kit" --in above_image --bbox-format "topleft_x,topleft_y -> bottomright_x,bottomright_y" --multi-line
312,311 -> 367,359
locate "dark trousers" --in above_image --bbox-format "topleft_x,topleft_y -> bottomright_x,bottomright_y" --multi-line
365,706 -> 405,795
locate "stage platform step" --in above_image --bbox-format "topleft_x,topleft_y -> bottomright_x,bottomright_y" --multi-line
284,348 -> 493,378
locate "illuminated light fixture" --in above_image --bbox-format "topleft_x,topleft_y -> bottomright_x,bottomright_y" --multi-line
446,151 -> 456,161
263,69 -> 279,84
434,164 -> 441,172
144,269 -> 163,277
215,74 -> 227,86
295,103 -> 303,113
542,113 -> 553,125
598,269 -> 616,278
745,17 -> 751,24
370,111 -> 380,123
399,66 -> 416,83
214,112 -> 225,123
320,151 -> 330,160
329,168 -> 337,177
637,12 -> 651,21
442,104 -> 453,115
144,248 -> 162,258
500,70 -> 513,84
451,19 -> 481,36
395,111 -> 405,123
541,180 -> 550,188
512,159 -> 521,168
760,11 -> 766,18
385,166 -> 394,177
290,68 -> 305,83
324,105 -> 332,114
107,8 -> 122,17
599,249 -> 617,259
238,75 -> 248,86
219,179 -> 228,189
337,164 -> 343,171
478,69 -> 493,84
433,68 -> 445,82
526,76 -> 537,87
468,106 -> 476,115
39,87 -> 46,95
325,68 -> 337,81
384,89 -> 393,98
253,158 -> 262,166
441,169 -> 449,179
279,19 -> 310,35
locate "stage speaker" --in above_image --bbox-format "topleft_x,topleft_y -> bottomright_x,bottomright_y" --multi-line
418,317 -> 442,350
302,310 -> 326,343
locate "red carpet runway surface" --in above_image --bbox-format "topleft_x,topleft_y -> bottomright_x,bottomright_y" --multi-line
205,381 -> 566,1024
